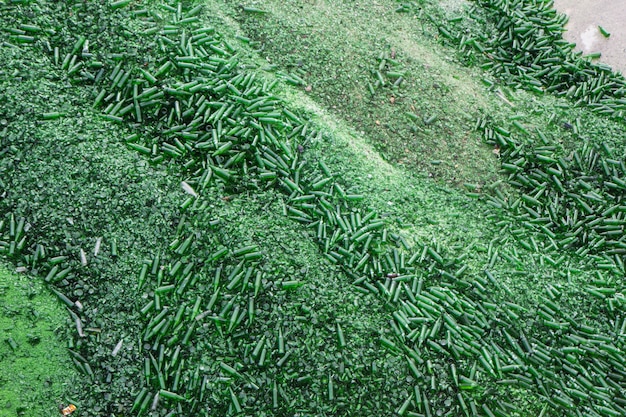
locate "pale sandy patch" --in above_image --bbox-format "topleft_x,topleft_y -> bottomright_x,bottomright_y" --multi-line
553,0 -> 626,75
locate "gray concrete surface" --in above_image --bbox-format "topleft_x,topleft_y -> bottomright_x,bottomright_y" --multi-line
553,0 -> 626,75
